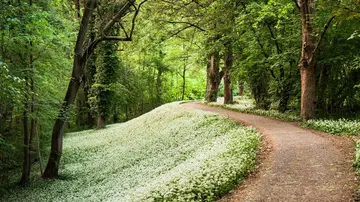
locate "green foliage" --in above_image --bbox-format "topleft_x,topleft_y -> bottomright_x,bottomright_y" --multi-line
0,61 -> 24,108
0,135 -> 16,192
0,0 -> 76,182
302,119 -> 360,136
90,40 -> 120,121
1,103 -> 260,201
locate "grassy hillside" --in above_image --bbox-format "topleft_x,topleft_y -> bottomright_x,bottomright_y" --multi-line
2,102 -> 260,202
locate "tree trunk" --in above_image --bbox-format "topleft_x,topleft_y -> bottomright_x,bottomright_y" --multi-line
20,0 -> 34,184
298,0 -> 316,120
278,90 -> 290,113
300,66 -> 316,119
42,0 -> 95,178
223,46 -> 234,104
238,81 -> 244,96
205,51 -> 220,102
20,80 -> 30,185
181,64 -> 186,101
156,67 -> 163,106
97,114 -> 105,129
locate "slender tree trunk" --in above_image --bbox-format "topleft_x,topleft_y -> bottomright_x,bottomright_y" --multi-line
20,78 -> 30,185
298,0 -> 316,120
20,0 -> 35,184
43,0 -> 95,178
156,67 -> 163,105
35,122 -> 43,175
205,51 -> 220,102
278,88 -> 291,113
29,53 -> 36,163
181,64 -> 186,100
238,80 -> 244,96
223,46 -> 234,104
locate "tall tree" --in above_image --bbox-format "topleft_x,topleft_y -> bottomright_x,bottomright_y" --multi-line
295,0 -> 335,120
43,0 -> 146,178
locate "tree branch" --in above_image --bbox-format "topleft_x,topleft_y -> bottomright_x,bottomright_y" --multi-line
161,20 -> 206,31
312,16 -> 336,56
129,0 -> 149,39
101,0 -> 135,36
160,25 -> 197,43
82,0 -> 149,64
266,23 -> 282,54
118,22 -> 130,38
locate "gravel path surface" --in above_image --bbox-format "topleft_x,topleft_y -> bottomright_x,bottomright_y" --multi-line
183,103 -> 357,202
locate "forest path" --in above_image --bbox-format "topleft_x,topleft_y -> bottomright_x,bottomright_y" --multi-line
183,102 -> 357,202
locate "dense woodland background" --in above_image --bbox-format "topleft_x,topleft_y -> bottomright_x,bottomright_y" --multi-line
0,0 -> 360,190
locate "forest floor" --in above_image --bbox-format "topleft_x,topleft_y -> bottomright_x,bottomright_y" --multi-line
1,102 -> 260,202
184,102 -> 358,202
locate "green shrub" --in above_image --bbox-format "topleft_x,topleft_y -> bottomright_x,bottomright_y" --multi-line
302,119 -> 360,136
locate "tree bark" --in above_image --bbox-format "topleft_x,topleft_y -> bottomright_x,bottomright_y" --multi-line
20,79 -> 30,185
205,51 -> 220,102
298,0 -> 317,120
223,46 -> 234,104
42,0 -> 96,178
97,114 -> 105,129
20,0 -> 34,185
181,62 -> 186,101
238,80 -> 244,96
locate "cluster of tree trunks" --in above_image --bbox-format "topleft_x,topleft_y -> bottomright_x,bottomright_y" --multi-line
205,47 -> 236,104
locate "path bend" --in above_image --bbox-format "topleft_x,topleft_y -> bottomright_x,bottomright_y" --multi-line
183,103 -> 357,202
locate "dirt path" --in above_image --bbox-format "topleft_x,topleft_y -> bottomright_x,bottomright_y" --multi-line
183,103 -> 357,202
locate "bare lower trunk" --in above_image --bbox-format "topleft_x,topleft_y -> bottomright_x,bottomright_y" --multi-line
300,64 -> 316,119
278,90 -> 291,113
298,0 -> 316,120
238,81 -> 244,96
223,47 -> 233,104
97,114 -> 105,129
43,0 -> 95,178
42,79 -> 82,178
205,51 -> 220,102
181,65 -> 186,101
20,89 -> 30,185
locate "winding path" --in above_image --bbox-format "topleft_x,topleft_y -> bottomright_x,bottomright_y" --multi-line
183,103 -> 357,202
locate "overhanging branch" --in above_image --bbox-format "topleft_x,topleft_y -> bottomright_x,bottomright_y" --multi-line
313,15 -> 336,55
83,0 -> 148,65
161,20 -> 206,32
